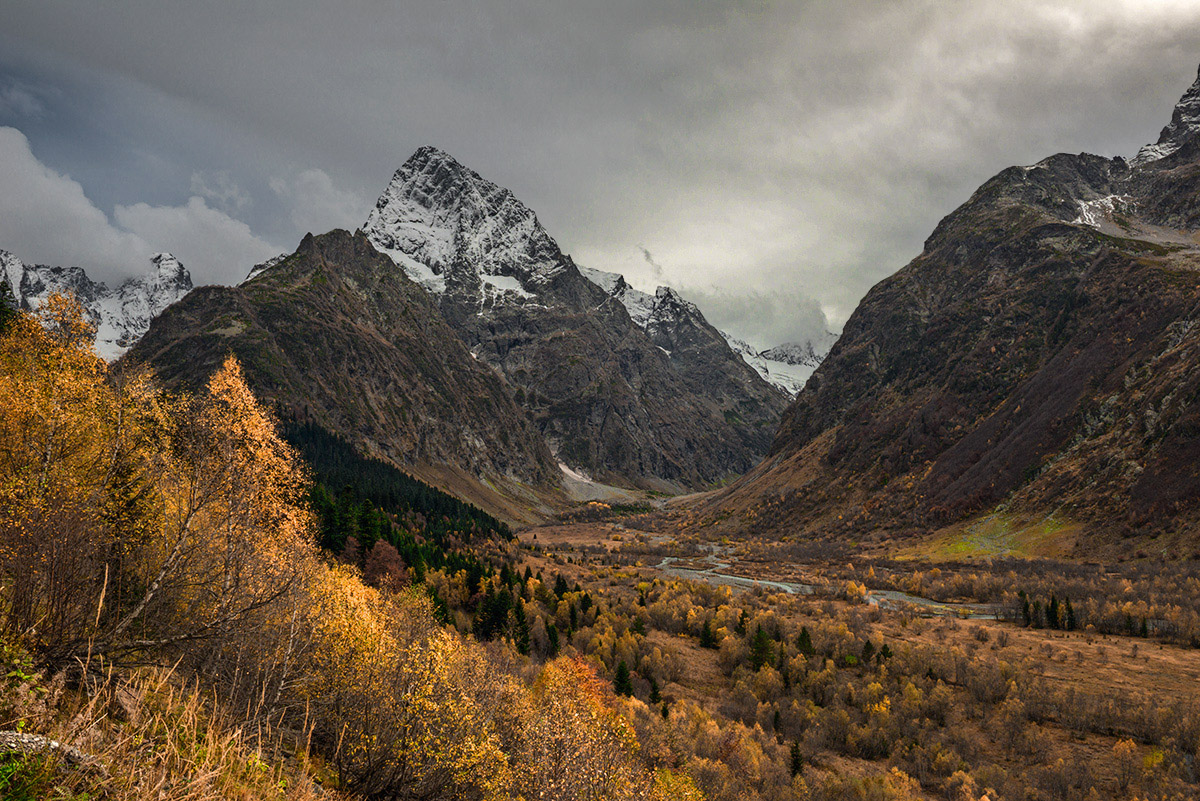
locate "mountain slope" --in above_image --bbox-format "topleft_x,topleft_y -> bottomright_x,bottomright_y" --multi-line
715,63 -> 1200,555
364,147 -> 788,489
126,229 -> 561,523
2,249 -> 193,360
579,265 -> 792,418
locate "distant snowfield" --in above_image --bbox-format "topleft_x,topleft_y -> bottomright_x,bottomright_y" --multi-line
722,330 -> 837,396
2,249 -> 193,361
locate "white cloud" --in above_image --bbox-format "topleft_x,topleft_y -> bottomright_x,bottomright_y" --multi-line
0,126 -> 280,286
0,126 -> 153,282
114,196 -> 280,286
189,170 -> 251,213
270,168 -> 366,236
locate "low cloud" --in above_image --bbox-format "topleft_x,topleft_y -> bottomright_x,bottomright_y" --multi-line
683,285 -> 832,352
190,170 -> 251,214
114,196 -> 280,285
0,126 -> 279,285
0,78 -> 47,119
270,168 -> 367,236
0,126 -> 153,282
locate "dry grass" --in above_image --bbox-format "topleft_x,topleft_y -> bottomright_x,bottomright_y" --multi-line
0,648 -> 334,801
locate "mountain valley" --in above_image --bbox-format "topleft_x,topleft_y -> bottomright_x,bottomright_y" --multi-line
7,41 -> 1200,801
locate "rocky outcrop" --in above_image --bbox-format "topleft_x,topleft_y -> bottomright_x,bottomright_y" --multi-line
0,730 -> 99,769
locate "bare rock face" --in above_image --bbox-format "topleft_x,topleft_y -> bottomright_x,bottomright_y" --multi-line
364,147 -> 787,489
723,62 -> 1200,553
126,230 -> 560,494
2,250 -> 192,360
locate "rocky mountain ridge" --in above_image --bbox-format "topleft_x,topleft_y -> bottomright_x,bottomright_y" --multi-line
2,249 -> 193,360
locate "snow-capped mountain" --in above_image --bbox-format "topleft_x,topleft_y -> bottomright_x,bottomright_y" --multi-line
719,332 -> 836,396
364,145 -> 567,298
1132,64 -> 1200,166
361,146 -> 788,488
577,264 -> 835,396
2,249 -> 193,361
578,267 -> 703,343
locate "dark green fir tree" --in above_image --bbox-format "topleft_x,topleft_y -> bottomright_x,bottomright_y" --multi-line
614,660 -> 633,697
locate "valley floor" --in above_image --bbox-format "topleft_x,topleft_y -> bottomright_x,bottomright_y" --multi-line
515,515 -> 1200,801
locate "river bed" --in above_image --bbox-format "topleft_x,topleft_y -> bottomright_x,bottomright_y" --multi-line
655,554 -> 998,620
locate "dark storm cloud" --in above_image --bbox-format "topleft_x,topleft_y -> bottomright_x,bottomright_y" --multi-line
2,1 -> 1200,345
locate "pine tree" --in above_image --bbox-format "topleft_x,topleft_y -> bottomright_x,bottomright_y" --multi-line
861,639 -> 875,664
513,601 -> 530,655
554,573 -> 570,597
790,741 -> 804,776
750,624 -> 773,671
0,277 -> 16,333
614,660 -> 633,696
797,625 -> 814,657
699,618 -> 718,648
1065,599 -> 1077,631
649,677 -> 661,704
736,609 -> 748,635
546,623 -> 560,656
1048,594 -> 1060,630
661,701 -> 669,719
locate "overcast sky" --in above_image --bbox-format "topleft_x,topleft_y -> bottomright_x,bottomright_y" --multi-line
2,1 -> 1200,348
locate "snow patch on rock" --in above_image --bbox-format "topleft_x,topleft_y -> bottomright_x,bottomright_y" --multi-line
243,253 -> 288,284
1072,195 -> 1134,228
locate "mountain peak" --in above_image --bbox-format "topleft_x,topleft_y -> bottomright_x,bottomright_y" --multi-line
1131,62 -> 1200,166
364,146 -> 566,294
404,144 -> 466,171
150,252 -> 187,280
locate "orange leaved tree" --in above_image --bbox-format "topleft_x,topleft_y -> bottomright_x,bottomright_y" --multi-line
0,297 -> 314,675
